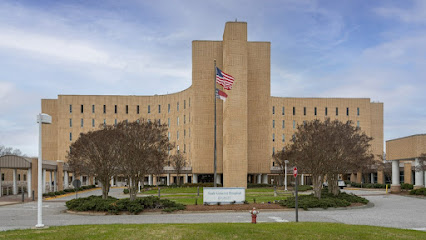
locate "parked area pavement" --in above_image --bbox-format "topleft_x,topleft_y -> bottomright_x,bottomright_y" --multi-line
0,188 -> 425,232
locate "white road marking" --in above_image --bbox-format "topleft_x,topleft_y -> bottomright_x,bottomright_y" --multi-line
268,216 -> 289,222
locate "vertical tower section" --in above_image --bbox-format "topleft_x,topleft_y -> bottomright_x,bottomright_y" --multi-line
191,40 -> 224,175
41,99 -> 58,161
247,42 -> 272,174
222,22 -> 248,187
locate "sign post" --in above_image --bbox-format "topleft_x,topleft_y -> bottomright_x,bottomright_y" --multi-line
293,167 -> 298,222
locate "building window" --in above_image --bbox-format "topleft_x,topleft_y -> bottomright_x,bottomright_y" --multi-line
103,105 -> 106,114
103,119 -> 106,125
282,120 -> 285,129
177,131 -> 179,140
168,104 -> 170,113
303,120 -> 306,126
69,119 -> 72,127
158,105 -> 161,113
1,173 -> 4,181
125,119 -> 128,124
282,134 -> 285,142
158,119 -> 161,125
272,106 -> 275,115
137,105 -> 140,114
69,132 -> 72,141
177,117 -> 179,126
24,174 -> 26,181
177,145 -> 180,154
272,147 -> 275,155
148,105 -> 150,113
189,98 -> 191,107
168,132 -> 170,140
114,119 -> 117,126
69,105 -> 72,113
177,102 -> 179,111
282,107 -> 285,115
272,133 -> 275,142
304,107 -> 306,115
184,100 -> 186,109
292,134 -> 295,141
136,119 -> 140,123
81,105 -> 84,113
81,119 -> 83,127
325,107 -> 328,116
336,107 -> 338,116
126,105 -> 129,114
293,120 -> 296,129
184,115 -> 186,124
357,107 -> 360,116
184,129 -> 186,138
357,121 -> 360,127
293,107 -> 296,115
92,105 -> 95,113
18,174 -> 21,181
168,118 -> 170,127
148,119 -> 151,123
184,144 -> 186,153
273,162 -> 275,167
92,119 -> 95,127
114,105 -> 117,114
272,120 -> 275,128
314,107 -> 317,116
189,128 -> 191,137
346,107 -> 349,116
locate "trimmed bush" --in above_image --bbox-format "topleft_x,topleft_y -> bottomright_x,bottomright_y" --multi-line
247,183 -> 272,188
65,195 -> 185,214
409,188 -> 426,196
279,190 -> 368,210
123,189 -> 129,194
182,183 -> 223,187
298,185 -> 313,191
349,182 -> 387,189
401,183 -> 414,190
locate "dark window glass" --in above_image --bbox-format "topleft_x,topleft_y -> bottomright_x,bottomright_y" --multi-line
325,107 -> 328,116
126,105 -> 129,114
158,105 -> 161,113
115,105 -> 117,114
293,107 -> 296,115
346,107 -> 349,116
81,105 -> 83,113
303,107 -> 306,115
137,105 -> 140,114
148,105 -> 150,113
282,107 -> 285,115
70,105 -> 72,113
314,107 -> 317,116
336,107 -> 338,116
357,107 -> 360,116
103,105 -> 106,114
272,106 -> 275,114
92,105 -> 95,113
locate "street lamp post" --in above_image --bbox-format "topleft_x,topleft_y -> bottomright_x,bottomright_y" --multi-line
36,113 -> 52,228
284,160 -> 289,191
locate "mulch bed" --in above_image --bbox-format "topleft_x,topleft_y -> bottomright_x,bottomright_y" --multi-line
185,203 -> 287,211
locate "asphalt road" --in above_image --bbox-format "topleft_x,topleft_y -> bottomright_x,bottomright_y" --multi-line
0,189 -> 425,232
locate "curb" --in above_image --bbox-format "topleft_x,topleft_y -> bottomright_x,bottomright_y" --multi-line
306,202 -> 374,211
44,188 -> 101,201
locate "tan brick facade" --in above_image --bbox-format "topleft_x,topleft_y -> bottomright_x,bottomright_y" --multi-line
41,22 -> 384,188
386,134 -> 426,161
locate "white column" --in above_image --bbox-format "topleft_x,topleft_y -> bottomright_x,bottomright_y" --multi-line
257,174 -> 262,184
192,174 -> 198,183
370,173 -> 374,184
0,168 -> 2,197
148,175 -> 153,185
392,160 -> 400,186
79,176 -> 83,186
53,171 -> 57,192
12,169 -> 18,195
424,170 -> 426,186
184,174 -> 188,184
27,169 -> 32,198
42,169 -> 46,193
50,171 -> 53,192
262,174 -> 268,184
284,163 -> 288,191
301,174 -> 304,185
64,171 -> 69,189
110,176 -> 114,187
71,173 -> 75,185
138,181 -> 141,193
414,158 -> 424,188
167,174 -> 170,186
216,174 -> 222,185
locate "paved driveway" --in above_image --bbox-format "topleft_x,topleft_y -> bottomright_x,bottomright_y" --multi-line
0,189 -> 425,232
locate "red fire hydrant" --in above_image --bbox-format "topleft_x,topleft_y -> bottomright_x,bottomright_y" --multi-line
250,207 -> 259,224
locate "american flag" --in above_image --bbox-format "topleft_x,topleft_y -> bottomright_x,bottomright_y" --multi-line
216,67 -> 235,90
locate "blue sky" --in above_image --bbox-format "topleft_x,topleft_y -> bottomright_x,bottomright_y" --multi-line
1,0 -> 425,156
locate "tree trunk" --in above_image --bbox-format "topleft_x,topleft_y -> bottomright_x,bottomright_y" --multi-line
328,173 -> 340,196
312,174 -> 323,199
177,173 -> 180,186
101,178 -> 110,199
129,177 -> 137,201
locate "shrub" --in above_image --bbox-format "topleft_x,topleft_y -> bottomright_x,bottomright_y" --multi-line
123,189 -> 129,194
182,183 -> 222,187
349,182 -> 386,189
247,183 -> 272,188
298,185 -> 313,191
409,188 -> 426,195
401,183 -> 414,190
47,192 -> 56,197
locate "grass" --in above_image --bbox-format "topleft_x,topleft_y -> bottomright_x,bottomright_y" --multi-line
0,223 -> 424,240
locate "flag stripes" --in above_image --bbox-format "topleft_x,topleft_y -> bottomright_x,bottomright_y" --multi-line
216,67 -> 235,90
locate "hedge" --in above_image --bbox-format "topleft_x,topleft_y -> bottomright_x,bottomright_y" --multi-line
65,195 -> 185,214
409,188 -> 426,196
43,185 -> 97,197
401,183 -> 414,190
349,182 -> 387,189
279,190 -> 368,210
247,183 -> 273,188
182,183 -> 223,187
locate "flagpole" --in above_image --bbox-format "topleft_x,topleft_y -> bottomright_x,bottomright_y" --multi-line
214,59 -> 217,188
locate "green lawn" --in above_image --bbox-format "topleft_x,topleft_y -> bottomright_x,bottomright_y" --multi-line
138,187 -> 292,205
1,223 -> 423,240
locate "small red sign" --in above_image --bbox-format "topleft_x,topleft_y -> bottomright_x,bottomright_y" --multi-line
293,167 -> 297,177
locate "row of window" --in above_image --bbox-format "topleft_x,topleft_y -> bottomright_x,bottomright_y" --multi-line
69,100 -> 190,114
272,106 -> 360,116
272,120 -> 360,129
70,115 -> 190,128
1,173 -> 26,181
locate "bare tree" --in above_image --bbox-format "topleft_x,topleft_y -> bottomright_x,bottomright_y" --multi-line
170,153 -> 186,186
0,145 -> 25,157
274,119 -> 373,198
67,125 -> 122,199
116,119 -> 172,201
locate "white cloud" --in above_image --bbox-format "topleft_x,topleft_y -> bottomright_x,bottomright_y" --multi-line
374,0 -> 426,23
